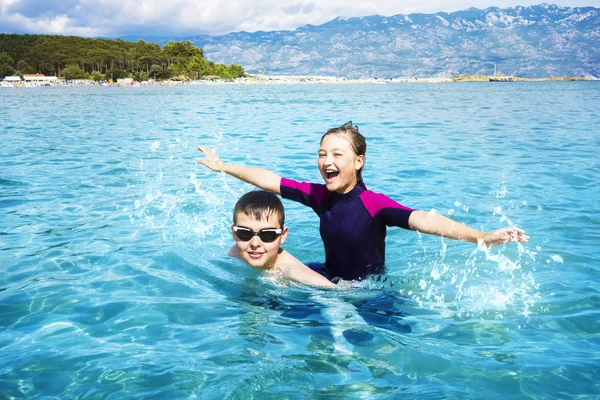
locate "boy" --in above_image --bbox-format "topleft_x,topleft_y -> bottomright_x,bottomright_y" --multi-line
230,190 -> 335,288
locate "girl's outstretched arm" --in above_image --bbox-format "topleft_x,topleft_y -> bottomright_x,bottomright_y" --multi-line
196,146 -> 282,194
408,210 -> 529,247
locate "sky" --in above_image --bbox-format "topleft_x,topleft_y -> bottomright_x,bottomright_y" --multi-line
1,0 -> 599,38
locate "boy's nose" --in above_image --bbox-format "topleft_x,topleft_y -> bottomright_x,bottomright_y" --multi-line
249,235 -> 262,247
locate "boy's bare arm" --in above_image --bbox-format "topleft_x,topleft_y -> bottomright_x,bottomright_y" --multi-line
277,251 -> 336,288
227,245 -> 239,257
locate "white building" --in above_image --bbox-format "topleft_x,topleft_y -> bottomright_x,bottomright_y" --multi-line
3,76 -> 22,82
23,74 -> 58,82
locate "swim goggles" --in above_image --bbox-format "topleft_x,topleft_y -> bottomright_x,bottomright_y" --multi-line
233,226 -> 283,243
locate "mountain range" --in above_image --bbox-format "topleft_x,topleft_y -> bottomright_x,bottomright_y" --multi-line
121,3 -> 600,79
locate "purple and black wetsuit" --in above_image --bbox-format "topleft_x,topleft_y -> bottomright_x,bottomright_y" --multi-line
280,177 -> 415,281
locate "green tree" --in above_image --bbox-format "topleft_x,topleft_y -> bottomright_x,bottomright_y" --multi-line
90,71 -> 104,81
149,64 -> 163,80
212,64 -> 229,79
15,59 -> 35,74
105,68 -> 129,81
28,38 -> 54,74
136,40 -> 160,73
163,40 -> 202,65
188,55 -> 212,78
133,71 -> 150,82
62,64 -> 87,80
88,47 -> 110,73
212,63 -> 244,80
0,34 -> 243,81
167,63 -> 186,78
228,64 -> 245,78
0,51 -> 14,77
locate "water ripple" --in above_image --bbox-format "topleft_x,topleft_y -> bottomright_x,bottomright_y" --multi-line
1,82 -> 598,398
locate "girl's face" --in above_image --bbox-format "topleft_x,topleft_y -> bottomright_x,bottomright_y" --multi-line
318,134 -> 365,194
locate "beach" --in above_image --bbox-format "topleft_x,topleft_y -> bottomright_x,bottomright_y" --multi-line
2,74 -> 597,88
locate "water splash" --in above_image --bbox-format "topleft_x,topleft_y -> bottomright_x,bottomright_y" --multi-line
402,239 -> 541,322
381,184 -> 544,323
120,135 -> 233,248
123,140 -> 547,326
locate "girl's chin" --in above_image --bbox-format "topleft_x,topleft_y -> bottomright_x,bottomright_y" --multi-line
326,184 -> 351,194
324,182 -> 338,191
324,178 -> 352,192
322,175 -> 338,186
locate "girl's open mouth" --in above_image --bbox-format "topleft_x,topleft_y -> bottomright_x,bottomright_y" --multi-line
325,169 -> 339,181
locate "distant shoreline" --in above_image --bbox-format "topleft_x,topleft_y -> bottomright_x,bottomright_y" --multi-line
181,75 -> 599,85
1,74 -> 597,88
450,75 -> 597,83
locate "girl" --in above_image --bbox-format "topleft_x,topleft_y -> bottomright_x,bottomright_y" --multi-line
197,122 -> 529,282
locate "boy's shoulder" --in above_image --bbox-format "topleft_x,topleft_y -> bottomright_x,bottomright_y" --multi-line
273,249 -> 304,269
274,249 -> 335,288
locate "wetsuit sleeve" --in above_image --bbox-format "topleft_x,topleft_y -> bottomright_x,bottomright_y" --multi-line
280,177 -> 328,213
359,191 -> 414,229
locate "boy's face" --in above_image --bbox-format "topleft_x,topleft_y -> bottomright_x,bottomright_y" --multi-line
232,211 -> 288,269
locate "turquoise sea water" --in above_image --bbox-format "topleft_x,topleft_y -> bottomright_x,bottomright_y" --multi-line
1,82 -> 599,399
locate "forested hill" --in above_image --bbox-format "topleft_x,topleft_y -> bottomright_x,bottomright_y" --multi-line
0,34 -> 245,80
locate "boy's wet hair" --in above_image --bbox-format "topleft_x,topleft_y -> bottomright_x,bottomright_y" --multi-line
321,121 -> 367,182
233,190 -> 285,226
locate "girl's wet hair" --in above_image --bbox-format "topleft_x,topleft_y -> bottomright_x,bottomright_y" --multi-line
233,190 -> 285,226
321,121 -> 367,181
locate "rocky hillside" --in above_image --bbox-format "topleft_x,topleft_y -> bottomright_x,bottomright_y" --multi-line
122,4 -> 600,78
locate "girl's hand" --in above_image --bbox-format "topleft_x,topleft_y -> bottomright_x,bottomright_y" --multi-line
195,146 -> 282,194
481,227 -> 529,247
197,146 -> 225,172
